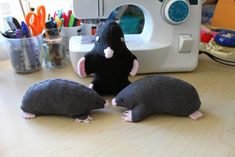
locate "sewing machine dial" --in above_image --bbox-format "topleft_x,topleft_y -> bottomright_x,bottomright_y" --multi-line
162,0 -> 190,25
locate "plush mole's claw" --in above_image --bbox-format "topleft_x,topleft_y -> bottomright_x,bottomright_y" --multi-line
122,110 -> 133,122
104,100 -> 109,107
189,110 -> 203,120
75,115 -> 93,125
130,59 -> 139,76
112,98 -> 117,106
75,119 -> 82,124
77,57 -> 87,77
22,112 -> 36,119
87,115 -> 93,120
89,83 -> 94,89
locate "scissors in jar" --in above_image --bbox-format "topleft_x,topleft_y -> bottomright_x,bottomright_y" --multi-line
25,5 -> 46,36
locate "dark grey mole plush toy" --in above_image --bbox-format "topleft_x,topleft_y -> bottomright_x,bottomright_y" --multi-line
112,75 -> 203,122
21,79 -> 107,124
77,21 -> 139,95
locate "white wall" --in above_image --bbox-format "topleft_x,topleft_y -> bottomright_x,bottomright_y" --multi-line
30,0 -> 72,15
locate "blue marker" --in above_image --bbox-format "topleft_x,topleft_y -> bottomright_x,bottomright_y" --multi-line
21,21 -> 31,37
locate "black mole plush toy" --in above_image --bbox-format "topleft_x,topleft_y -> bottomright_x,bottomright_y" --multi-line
77,21 -> 139,95
112,75 -> 203,122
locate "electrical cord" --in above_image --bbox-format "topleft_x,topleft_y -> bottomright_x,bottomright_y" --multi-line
199,51 -> 235,67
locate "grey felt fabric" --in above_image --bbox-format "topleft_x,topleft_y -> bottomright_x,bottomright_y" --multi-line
21,79 -> 106,119
114,75 -> 201,122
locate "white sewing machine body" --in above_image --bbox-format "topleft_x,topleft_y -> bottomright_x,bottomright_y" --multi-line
70,0 -> 202,73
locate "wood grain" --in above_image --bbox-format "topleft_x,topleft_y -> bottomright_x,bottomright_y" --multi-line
0,54 -> 234,157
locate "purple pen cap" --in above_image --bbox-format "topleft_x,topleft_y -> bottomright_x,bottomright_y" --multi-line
15,29 -> 23,38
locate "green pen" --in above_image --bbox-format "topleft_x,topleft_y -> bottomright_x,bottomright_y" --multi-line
68,14 -> 75,27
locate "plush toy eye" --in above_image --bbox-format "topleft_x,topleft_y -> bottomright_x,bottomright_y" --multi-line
121,37 -> 125,42
96,36 -> 100,41
120,98 -> 124,102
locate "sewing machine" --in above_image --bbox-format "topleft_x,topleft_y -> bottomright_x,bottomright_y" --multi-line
70,0 -> 202,73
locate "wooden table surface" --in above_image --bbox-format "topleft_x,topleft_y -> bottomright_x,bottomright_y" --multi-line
0,54 -> 235,157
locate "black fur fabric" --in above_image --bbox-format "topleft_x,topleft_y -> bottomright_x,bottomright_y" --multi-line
83,21 -> 137,95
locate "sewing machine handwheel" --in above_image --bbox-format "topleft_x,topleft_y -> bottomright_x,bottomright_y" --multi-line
162,0 -> 190,25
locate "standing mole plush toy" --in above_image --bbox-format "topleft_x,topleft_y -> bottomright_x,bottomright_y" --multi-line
112,75 -> 203,122
77,20 -> 139,95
